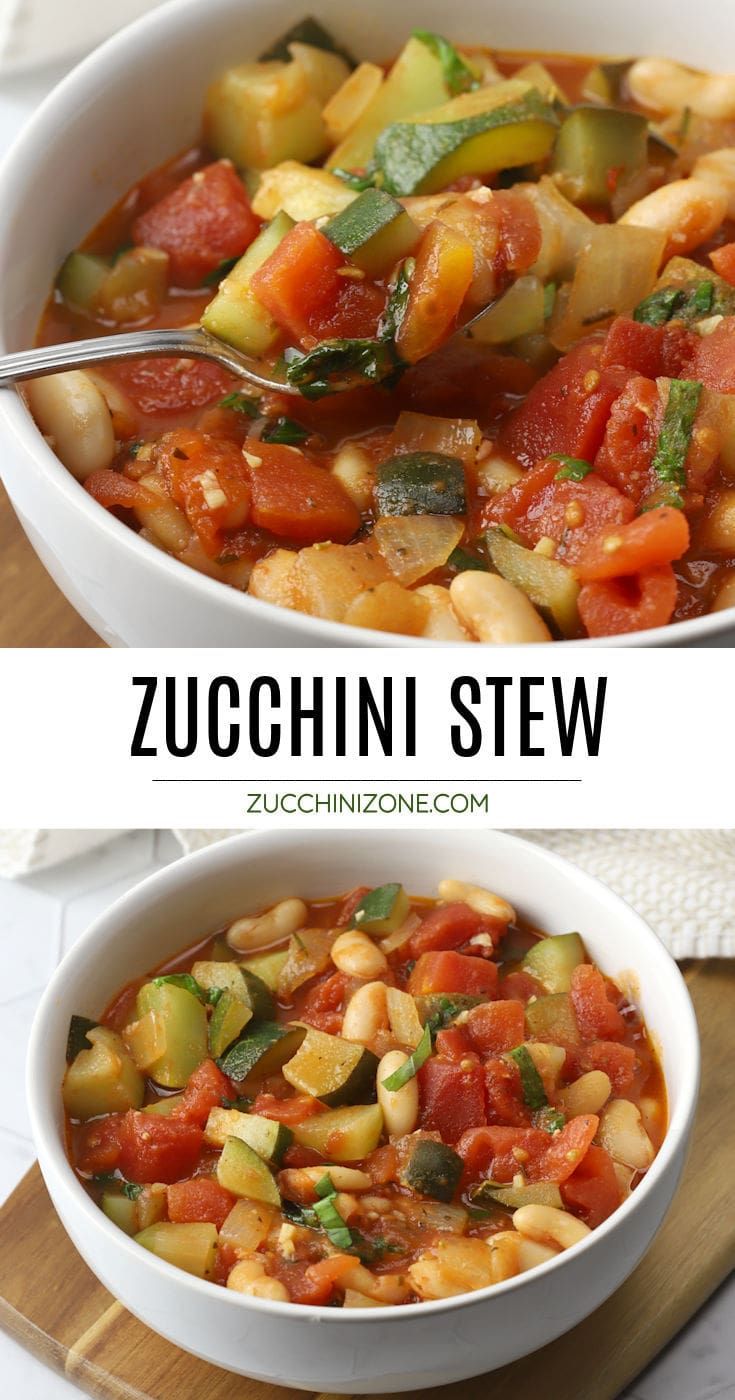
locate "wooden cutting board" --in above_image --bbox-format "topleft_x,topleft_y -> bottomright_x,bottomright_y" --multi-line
0,482 -> 101,646
1,960 -> 732,1400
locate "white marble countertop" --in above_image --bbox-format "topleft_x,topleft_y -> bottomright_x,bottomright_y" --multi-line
0,830 -> 732,1399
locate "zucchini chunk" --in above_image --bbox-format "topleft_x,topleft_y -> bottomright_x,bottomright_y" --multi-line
522,933 -> 586,994
66,1014 -> 98,1063
485,527 -> 581,639
327,35 -> 449,174
193,959 -> 275,1020
282,1026 -> 379,1105
324,188 -> 420,277
103,1184 -> 167,1236
62,1026 -> 145,1121
375,453 -> 466,517
57,252 -> 110,311
252,161 -> 356,222
205,58 -> 329,170
471,1180 -> 563,1210
414,993 -> 485,1027
208,990 -> 253,1060
201,210 -> 294,355
240,947 -> 289,992
552,107 -> 649,207
135,981 -> 209,1089
524,992 -> 581,1046
259,17 -> 355,68
401,1138 -> 463,1202
351,882 -> 410,934
205,1107 -> 293,1164
135,1221 -> 219,1278
293,1103 -> 384,1161
216,1135 -> 281,1205
218,1021 -> 307,1082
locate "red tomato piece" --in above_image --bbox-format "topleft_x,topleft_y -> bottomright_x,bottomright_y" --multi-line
366,1144 -> 398,1185
484,1056 -> 530,1127
693,316 -> 735,392
167,1177 -> 235,1230
282,1144 -> 326,1168
584,1040 -> 637,1093
113,356 -> 233,416
500,970 -> 541,1004
244,439 -> 360,543
578,565 -> 678,638
336,887 -> 371,926
409,902 -> 484,957
117,1111 -> 203,1184
710,242 -> 735,286
157,427 -> 251,556
251,1093 -> 323,1125
173,1059 -> 233,1127
574,506 -> 690,580
299,971 -> 352,1035
85,470 -> 158,513
434,1026 -> 477,1061
483,457 -> 636,563
271,1257 -> 339,1306
571,965 -> 626,1041
561,1143 -> 620,1227
408,950 -> 499,997
418,1056 -> 487,1143
535,1113 -> 598,1183
593,376 -> 661,503
496,340 -> 631,470
132,160 -> 260,288
491,190 -> 543,276
456,1125 -> 549,1185
466,1001 -> 527,1056
251,222 -> 383,344
74,1115 -> 124,1175
600,318 -> 666,379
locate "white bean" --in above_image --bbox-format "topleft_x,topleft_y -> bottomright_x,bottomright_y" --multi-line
490,1230 -> 558,1274
226,1256 -> 289,1300
438,879 -> 516,924
513,1204 -> 591,1251
339,1259 -> 411,1304
331,928 -> 388,978
26,370 -> 115,481
301,1166 -> 372,1191
597,1099 -> 655,1171
449,571 -> 552,643
415,585 -> 471,641
330,443 -> 375,511
692,149 -> 735,218
376,1051 -> 419,1137
136,471 -> 192,553
557,1070 -> 612,1117
620,178 -> 727,259
342,980 -> 388,1042
226,898 -> 308,951
628,58 -> 735,120
408,1236 -> 510,1299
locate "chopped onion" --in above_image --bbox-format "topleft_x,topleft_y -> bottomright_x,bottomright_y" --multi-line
374,515 -> 464,585
387,411 -> 480,465
469,275 -> 545,345
549,224 -> 666,350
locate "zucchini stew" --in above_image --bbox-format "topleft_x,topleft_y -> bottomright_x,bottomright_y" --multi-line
63,879 -> 666,1307
30,28 -> 735,641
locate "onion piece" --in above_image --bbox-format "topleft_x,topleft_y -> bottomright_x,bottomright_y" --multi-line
469,275 -> 545,345
387,411 -> 481,466
549,224 -> 666,350
374,515 -> 464,586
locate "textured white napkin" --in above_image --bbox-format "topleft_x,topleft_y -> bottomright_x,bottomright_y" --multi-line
0,829 -> 126,878
0,0 -> 163,74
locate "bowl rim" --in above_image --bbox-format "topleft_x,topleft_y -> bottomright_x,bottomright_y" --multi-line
26,827 -> 701,1324
0,0 -> 733,648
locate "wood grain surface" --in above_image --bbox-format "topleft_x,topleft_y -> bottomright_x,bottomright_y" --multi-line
0,960 -> 732,1400
0,481 -> 100,647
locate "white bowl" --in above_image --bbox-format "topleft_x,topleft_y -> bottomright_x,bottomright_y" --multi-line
27,829 -> 699,1392
0,0 -> 734,647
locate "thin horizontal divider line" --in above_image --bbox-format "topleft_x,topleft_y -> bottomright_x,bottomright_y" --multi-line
151,777 -> 583,784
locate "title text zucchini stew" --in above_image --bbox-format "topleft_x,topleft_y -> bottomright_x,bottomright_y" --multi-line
30,22 -> 735,639
64,878 -> 666,1305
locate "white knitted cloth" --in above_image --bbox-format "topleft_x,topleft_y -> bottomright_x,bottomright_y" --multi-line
0,0 -> 163,74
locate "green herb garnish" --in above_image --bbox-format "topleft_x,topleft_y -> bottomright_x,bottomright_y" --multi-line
382,1023 -> 432,1091
260,416 -> 309,445
650,378 -> 703,489
331,166 -> 382,192
633,286 -> 684,326
412,29 -> 479,96
534,1106 -> 565,1134
379,257 -> 415,343
93,1174 -> 144,1200
508,1044 -> 547,1110
550,454 -> 594,482
219,391 -> 260,415
153,973 -> 222,1007
312,1175 -> 354,1250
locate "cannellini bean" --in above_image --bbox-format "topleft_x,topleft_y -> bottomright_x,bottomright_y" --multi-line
226,898 -> 308,951
136,472 -> 192,553
437,879 -> 516,924
415,585 -> 471,641
525,1042 -> 566,1092
692,149 -> 735,218
331,928 -> 388,978
342,980 -> 388,1042
628,58 -> 735,120
490,1230 -> 559,1274
620,178 -> 727,259
340,1259 -> 411,1304
86,371 -> 137,439
302,1166 -> 372,1191
26,370 -> 115,481
557,1070 -> 612,1117
376,1051 -> 419,1137
613,1161 -> 636,1198
513,1204 -> 591,1251
598,1099 -> 655,1171
248,549 -> 298,607
331,443 -> 375,511
408,1236 -> 509,1299
227,1256 -> 289,1300
449,571 -> 552,643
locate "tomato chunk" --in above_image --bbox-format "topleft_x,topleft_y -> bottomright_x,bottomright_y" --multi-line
167,1177 -> 235,1230
600,318 -> 666,379
117,1111 -> 203,1184
571,965 -> 626,1041
693,316 -> 735,392
456,1125 -> 549,1185
85,471 -> 158,513
466,1001 -> 527,1056
561,1144 -> 620,1227
583,1040 -> 637,1093
74,1115 -> 125,1175
483,456 -> 635,562
418,1056 -> 487,1143
113,357 -> 233,417
408,950 -> 499,997
173,1059 -> 233,1127
578,565 -> 678,637
299,971 -> 352,1035
710,242 -> 735,286
396,220 -> 474,364
251,1093 -> 323,1125
409,902 -> 484,957
536,1113 -> 598,1183
574,507 -> 690,580
496,340 -> 631,470
434,1026 -> 477,1061
132,160 -> 260,288
251,222 -> 384,344
244,439 -> 360,543
484,1056 -> 530,1127
157,427 -> 251,556
593,376 -> 661,503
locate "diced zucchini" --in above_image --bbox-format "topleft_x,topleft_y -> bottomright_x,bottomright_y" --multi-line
401,1138 -> 463,1202
143,1092 -> 185,1116
208,990 -> 252,1059
324,188 -> 420,278
102,1192 -> 138,1235
93,247 -> 169,324
201,210 -> 294,356
62,1026 -> 145,1121
293,1103 -> 384,1161
193,959 -> 274,1019
123,1010 -> 168,1072
415,993 -> 485,1027
375,82 -> 559,196
471,1180 -> 563,1210
522,933 -> 586,994
524,993 -> 581,1046
469,275 -> 545,345
216,1135 -> 281,1205
282,1026 -> 378,1106
351,882 -> 410,935
287,42 -> 351,106
252,161 -> 356,222
327,36 -> 449,173
205,59 -> 328,170
135,982 -> 208,1090
552,107 -> 649,207
375,453 -> 467,517
103,1183 -> 167,1236
218,1021 -> 307,1082
485,527 -> 581,639
135,1222 -> 218,1278
205,1107 -> 293,1164
240,947 -> 289,992
277,929 -> 336,999
515,61 -> 567,104
259,17 -> 355,69
66,1014 -> 98,1063
57,252 -> 110,310
580,61 -> 631,107
240,970 -> 276,1020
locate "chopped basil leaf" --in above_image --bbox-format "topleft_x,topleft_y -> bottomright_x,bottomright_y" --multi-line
219,391 -> 260,416
424,995 -> 473,1034
260,416 -> 309,445
633,286 -> 684,326
379,257 -> 415,343
412,29 -> 478,96
312,1180 -> 354,1250
535,1106 -> 565,1134
550,454 -> 594,481
203,255 -> 239,286
448,545 -> 488,572
332,166 -> 382,192
651,378 -> 703,489
93,1174 -> 144,1200
286,336 -> 403,399
382,1023 -> 432,1090
634,279 -> 731,327
153,972 -> 221,1006
692,280 -> 714,315
508,1044 -> 547,1110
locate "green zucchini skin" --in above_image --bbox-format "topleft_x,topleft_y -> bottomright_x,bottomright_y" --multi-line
218,1021 -> 307,1081
282,1026 -> 379,1106
375,452 -> 466,516
401,1139 -> 463,1202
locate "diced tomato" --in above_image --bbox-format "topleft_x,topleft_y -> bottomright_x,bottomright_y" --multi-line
113,356 -> 233,416
496,340 -> 631,470
251,1093 -> 323,1125
336,886 -> 371,926
244,439 -> 360,543
594,376 -> 661,502
467,1001 -> 527,1056
173,1059 -> 233,1127
483,456 -> 636,562
434,1026 -> 477,1061
117,1111 -> 203,1184
571,965 -> 626,1041
398,337 -> 537,425
408,950 -> 499,997
418,1056 -> 487,1143
85,470 -> 158,513
574,507 -> 690,580
561,1143 -> 620,1227
167,1177 -> 235,1230
500,970 -> 541,1004
132,160 -> 260,288
456,1125 -> 549,1185
578,565 -> 678,637
156,427 -> 251,556
693,316 -> 735,392
490,190 -> 543,276
74,1114 -> 125,1175
601,318 -> 666,379
584,1040 -> 637,1093
299,971 -> 352,1035
213,1241 -> 239,1285
484,1056 -> 530,1127
251,222 -> 384,344
710,242 -> 735,286
396,220 -> 475,364
271,1256 -> 341,1306
282,1144 -> 326,1168
365,1143 -> 398,1185
409,902 -> 484,957
536,1113 -> 598,1183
